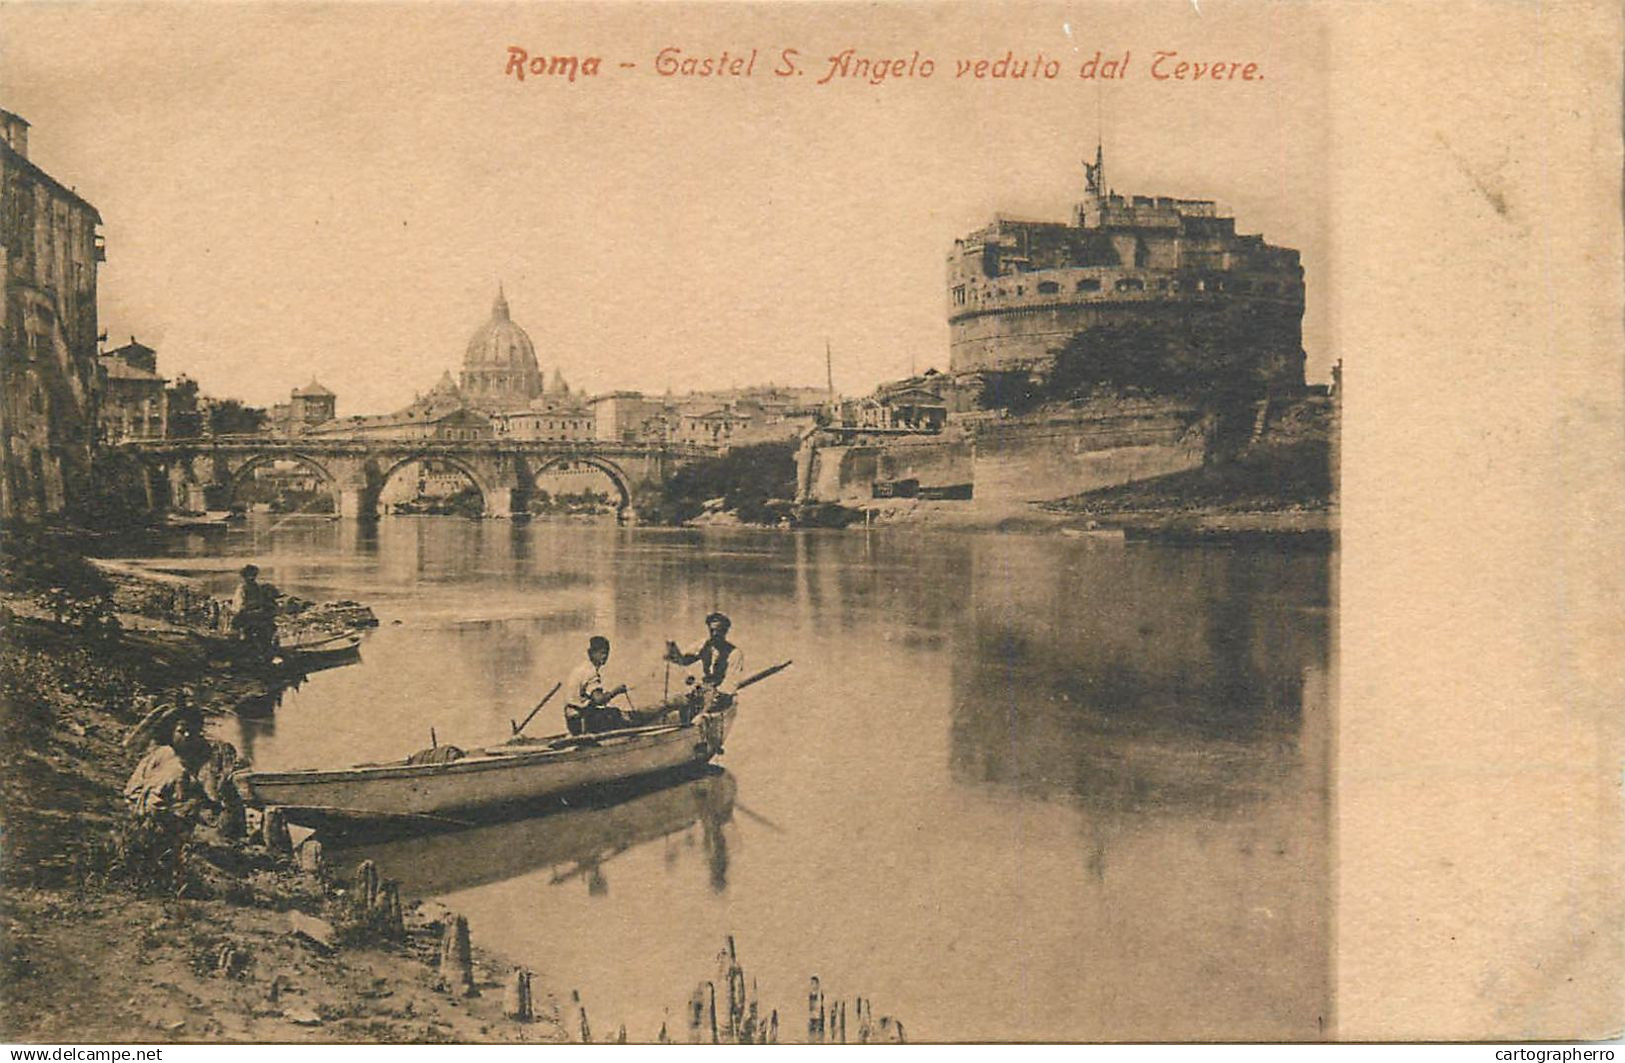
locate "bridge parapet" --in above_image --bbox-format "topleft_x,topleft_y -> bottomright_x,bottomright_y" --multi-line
126,437 -> 719,460
118,436 -> 718,520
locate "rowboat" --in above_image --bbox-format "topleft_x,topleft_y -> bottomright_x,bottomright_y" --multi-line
236,700 -> 736,820
162,510 -> 235,531
273,628 -> 364,665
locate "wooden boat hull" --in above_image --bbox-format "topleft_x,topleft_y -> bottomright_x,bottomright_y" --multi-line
237,703 -> 735,818
329,768 -> 737,896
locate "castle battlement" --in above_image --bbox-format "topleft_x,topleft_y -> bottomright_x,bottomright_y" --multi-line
945,148 -> 1306,391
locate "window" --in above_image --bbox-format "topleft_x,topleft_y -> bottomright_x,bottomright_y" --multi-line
952,285 -> 967,306
1075,278 -> 1101,293
1115,277 -> 1145,292
1037,281 -> 1060,295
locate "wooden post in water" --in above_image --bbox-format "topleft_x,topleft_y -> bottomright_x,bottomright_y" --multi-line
768,1008 -> 779,1044
727,937 -> 746,1041
687,985 -> 705,1044
837,999 -> 847,1044
261,806 -> 292,853
438,914 -> 475,996
807,976 -> 825,1043
857,996 -> 874,1043
706,981 -> 719,1044
567,989 -> 592,1044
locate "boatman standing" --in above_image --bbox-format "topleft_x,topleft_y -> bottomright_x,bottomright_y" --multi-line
665,612 -> 744,723
565,635 -> 632,735
229,564 -> 280,663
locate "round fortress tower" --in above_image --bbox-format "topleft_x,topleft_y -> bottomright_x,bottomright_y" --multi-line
946,148 -> 1306,394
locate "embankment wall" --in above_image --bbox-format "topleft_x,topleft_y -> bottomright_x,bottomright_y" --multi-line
801,398 -> 1213,508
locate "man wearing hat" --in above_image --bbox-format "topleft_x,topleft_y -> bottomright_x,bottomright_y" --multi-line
665,612 -> 744,722
565,635 -> 633,735
229,563 -> 279,662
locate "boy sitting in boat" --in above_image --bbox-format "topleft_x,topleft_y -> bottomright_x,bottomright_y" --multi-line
565,635 -> 634,735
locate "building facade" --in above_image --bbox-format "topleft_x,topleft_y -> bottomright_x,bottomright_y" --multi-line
98,339 -> 167,443
947,148 -> 1306,396
491,396 -> 595,442
269,378 -> 337,435
1,110 -> 104,521
308,372 -> 491,441
590,392 -> 669,443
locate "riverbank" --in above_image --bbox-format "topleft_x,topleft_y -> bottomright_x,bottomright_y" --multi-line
0,553 -> 571,1043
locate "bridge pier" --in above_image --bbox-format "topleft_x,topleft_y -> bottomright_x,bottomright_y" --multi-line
482,487 -> 515,520
336,487 -> 369,520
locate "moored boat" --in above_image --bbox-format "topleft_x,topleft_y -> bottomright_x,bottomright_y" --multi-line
236,700 -> 736,820
162,510 -> 235,531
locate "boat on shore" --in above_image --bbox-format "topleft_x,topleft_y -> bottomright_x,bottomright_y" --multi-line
237,700 -> 737,822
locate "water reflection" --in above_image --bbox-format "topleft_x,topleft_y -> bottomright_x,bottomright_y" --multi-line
329,768 -> 737,899
142,517 -> 1331,1041
948,542 -> 1329,815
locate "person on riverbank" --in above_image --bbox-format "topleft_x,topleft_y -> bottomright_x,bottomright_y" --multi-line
665,612 -> 744,722
565,635 -> 633,735
229,564 -> 280,662
124,695 -> 245,841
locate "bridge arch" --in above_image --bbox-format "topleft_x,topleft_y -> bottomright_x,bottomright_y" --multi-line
529,454 -> 634,517
224,451 -> 342,513
375,451 -> 496,517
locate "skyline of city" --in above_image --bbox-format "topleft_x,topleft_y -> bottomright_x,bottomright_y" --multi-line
2,4 -> 1329,414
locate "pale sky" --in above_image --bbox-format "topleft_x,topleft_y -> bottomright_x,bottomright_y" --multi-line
2,2 -> 1329,415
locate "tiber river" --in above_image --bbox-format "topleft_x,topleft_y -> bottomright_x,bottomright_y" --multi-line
132,515 -> 1333,1042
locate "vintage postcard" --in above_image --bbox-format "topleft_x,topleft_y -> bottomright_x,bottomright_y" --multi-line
1,0 -> 1619,1047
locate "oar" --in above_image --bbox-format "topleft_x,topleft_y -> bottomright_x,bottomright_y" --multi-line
733,801 -> 787,835
733,660 -> 792,693
512,681 -> 564,736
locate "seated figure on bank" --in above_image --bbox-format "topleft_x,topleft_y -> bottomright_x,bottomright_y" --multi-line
124,693 -> 246,841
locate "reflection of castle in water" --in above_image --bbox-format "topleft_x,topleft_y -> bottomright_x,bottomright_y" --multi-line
329,768 -> 737,898
948,540 -> 1330,815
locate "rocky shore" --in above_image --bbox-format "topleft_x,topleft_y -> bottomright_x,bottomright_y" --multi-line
0,545 -> 571,1044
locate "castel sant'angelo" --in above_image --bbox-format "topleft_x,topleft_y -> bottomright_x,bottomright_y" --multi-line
946,146 -> 1306,397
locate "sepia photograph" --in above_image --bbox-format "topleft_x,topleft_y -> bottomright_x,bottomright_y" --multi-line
0,0 -> 1616,1048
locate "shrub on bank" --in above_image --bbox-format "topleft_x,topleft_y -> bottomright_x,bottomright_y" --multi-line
640,442 -> 798,526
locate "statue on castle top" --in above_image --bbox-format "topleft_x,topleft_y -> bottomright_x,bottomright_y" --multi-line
1083,144 -> 1106,197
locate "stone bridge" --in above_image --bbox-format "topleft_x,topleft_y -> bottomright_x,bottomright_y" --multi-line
121,437 -> 717,520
